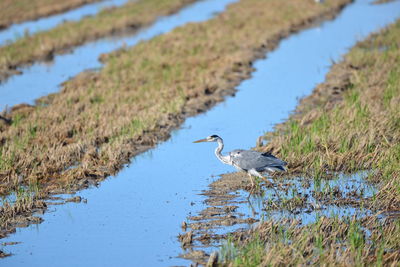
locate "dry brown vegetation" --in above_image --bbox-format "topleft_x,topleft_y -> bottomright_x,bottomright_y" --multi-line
0,0 -> 99,29
0,0 -> 198,81
374,0 -> 396,4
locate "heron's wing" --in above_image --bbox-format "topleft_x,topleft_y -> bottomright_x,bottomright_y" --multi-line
230,150 -> 286,171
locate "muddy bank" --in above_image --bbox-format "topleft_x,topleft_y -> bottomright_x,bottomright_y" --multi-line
0,0 -> 351,248
0,0 -> 100,30
374,0 -> 396,4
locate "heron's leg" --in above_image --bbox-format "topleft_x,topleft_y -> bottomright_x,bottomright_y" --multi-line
249,169 -> 282,200
246,172 -> 262,195
247,173 -> 255,186
249,169 -> 269,186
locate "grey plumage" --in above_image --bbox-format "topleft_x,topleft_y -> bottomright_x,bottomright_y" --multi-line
193,135 -> 287,186
229,149 -> 286,172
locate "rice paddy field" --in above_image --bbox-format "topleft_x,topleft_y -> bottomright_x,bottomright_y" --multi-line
0,0 -> 399,265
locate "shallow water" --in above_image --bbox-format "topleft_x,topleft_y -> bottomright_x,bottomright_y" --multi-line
243,171 -> 376,224
184,171 -> 377,254
0,0 -> 130,46
0,0 -> 238,111
2,0 -> 400,266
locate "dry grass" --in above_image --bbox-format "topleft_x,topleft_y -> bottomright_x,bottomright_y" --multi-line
0,0 -> 198,81
0,0 -> 350,195
0,0 -> 99,29
0,185 -> 47,243
262,19 -> 400,211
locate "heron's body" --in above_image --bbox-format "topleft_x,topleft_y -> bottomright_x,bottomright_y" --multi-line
194,135 -> 287,185
229,149 -> 286,172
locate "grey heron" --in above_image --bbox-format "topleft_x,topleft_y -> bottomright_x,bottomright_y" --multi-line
193,135 -> 287,186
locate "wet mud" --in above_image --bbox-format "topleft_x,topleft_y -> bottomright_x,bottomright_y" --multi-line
179,171 -> 380,264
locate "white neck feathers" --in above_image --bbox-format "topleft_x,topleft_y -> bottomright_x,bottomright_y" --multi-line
214,138 -> 230,164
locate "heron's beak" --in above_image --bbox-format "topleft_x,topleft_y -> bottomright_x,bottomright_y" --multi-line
193,138 -> 208,143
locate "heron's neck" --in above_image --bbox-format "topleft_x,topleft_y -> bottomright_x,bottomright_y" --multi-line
215,138 -> 230,164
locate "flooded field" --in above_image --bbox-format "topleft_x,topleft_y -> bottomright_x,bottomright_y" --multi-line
1,0 -> 400,266
180,171 -> 379,262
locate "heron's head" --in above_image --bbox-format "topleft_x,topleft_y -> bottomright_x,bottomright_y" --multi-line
193,134 -> 221,143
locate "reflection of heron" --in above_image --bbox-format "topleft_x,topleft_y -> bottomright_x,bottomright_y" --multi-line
193,135 -> 287,186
